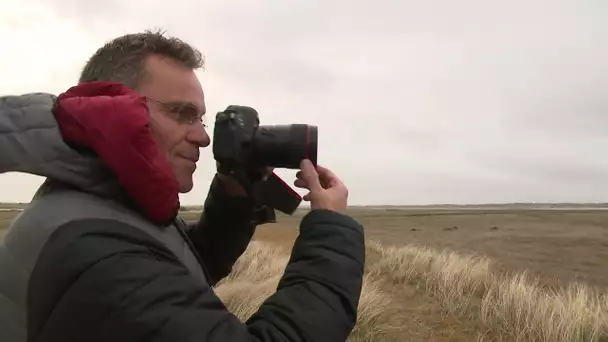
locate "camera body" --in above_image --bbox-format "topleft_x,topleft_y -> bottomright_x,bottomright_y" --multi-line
213,105 -> 317,171
212,105 -> 318,215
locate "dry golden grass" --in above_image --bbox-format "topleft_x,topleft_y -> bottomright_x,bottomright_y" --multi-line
214,240 -> 608,342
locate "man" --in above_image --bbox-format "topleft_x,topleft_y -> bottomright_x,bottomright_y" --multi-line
0,30 -> 365,342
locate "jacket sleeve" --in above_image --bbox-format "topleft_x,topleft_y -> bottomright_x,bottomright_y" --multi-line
186,175 -> 276,285
27,210 -> 365,342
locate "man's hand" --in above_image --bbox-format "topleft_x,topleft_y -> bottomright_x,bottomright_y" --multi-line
294,159 -> 348,213
215,162 -> 273,197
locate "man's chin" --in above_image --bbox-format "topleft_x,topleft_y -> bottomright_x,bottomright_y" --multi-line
177,180 -> 194,194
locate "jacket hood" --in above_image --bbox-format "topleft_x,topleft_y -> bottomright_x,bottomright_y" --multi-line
0,82 -> 180,224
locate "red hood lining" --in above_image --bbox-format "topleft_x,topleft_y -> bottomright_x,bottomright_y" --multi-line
53,81 -> 179,224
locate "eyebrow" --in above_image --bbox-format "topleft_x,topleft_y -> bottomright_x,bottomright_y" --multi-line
166,100 -> 206,115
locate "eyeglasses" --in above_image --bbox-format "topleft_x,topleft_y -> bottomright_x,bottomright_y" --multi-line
145,96 -> 207,127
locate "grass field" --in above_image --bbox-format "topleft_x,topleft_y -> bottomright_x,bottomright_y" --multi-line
2,206 -> 608,341
230,207 -> 608,291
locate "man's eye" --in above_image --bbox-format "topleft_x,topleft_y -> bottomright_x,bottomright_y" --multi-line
169,104 -> 187,114
177,106 -> 205,124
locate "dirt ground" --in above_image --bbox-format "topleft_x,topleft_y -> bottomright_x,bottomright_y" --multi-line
3,206 -> 608,291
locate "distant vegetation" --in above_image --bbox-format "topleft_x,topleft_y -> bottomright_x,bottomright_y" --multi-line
363,203 -> 608,209
0,203 -> 27,210
5,202 -> 608,211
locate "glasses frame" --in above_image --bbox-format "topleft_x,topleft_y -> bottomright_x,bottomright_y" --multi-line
145,96 -> 207,127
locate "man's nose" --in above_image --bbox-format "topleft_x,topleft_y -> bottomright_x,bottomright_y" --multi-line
187,121 -> 211,147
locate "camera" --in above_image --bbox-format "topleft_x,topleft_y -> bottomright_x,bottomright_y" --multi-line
213,105 -> 317,170
212,105 -> 318,215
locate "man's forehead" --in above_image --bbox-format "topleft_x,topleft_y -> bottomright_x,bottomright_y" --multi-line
142,55 -> 206,112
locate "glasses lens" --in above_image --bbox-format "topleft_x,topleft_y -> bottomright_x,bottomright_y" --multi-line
170,104 -> 204,125
147,97 -> 205,126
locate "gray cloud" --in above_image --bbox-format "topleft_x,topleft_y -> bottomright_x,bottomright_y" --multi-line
1,0 -> 607,205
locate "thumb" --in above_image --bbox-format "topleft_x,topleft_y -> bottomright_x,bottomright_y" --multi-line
300,159 -> 323,192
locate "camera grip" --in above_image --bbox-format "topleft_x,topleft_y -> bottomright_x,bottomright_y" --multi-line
256,173 -> 302,215
217,163 -> 302,215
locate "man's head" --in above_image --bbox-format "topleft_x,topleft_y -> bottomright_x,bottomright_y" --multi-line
79,30 -> 210,193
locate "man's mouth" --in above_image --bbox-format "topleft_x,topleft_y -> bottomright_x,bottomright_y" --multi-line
179,155 -> 199,164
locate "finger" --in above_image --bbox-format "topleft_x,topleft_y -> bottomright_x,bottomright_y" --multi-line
303,193 -> 311,201
293,179 -> 307,188
296,171 -> 303,179
320,173 -> 342,188
315,165 -> 344,188
299,159 -> 322,192
315,165 -> 337,179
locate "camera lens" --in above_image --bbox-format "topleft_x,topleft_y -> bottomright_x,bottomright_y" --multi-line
252,124 -> 317,169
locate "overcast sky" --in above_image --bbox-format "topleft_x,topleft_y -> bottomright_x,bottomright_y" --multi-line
0,0 -> 606,205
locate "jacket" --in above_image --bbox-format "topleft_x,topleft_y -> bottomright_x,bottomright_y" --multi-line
0,82 -> 366,342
